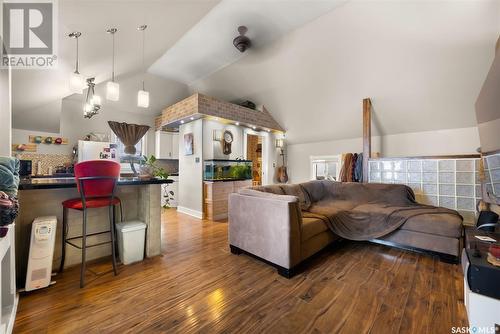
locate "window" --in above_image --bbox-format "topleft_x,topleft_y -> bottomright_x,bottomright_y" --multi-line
111,133 -> 147,173
311,155 -> 340,181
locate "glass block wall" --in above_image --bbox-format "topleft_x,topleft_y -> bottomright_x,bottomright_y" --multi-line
368,158 -> 481,225
484,153 -> 500,199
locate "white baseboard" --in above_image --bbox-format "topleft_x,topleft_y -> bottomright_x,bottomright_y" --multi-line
177,206 -> 203,219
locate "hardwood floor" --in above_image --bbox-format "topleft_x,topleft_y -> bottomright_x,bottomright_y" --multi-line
14,209 -> 468,333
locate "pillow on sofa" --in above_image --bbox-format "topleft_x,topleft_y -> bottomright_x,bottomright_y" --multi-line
280,184 -> 312,211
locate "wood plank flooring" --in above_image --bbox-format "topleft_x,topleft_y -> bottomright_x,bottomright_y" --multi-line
14,209 -> 468,333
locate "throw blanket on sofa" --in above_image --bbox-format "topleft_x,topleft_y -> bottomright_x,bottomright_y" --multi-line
300,181 -> 462,241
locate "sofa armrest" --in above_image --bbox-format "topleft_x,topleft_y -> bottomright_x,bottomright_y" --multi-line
228,193 -> 302,269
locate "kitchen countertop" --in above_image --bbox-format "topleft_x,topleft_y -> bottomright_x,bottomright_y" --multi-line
19,177 -> 172,190
203,179 -> 252,182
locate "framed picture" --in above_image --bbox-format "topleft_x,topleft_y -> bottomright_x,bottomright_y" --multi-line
184,133 -> 194,155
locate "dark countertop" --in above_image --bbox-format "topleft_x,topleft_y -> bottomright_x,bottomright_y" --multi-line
204,179 -> 252,183
19,177 -> 172,190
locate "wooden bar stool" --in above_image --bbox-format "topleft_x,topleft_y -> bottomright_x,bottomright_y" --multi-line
59,160 -> 122,288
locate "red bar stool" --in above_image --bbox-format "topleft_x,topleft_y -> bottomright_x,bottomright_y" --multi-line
59,160 -> 122,288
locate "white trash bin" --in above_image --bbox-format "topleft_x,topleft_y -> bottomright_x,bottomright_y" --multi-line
115,221 -> 147,265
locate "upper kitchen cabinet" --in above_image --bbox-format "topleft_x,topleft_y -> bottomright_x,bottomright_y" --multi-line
155,131 -> 179,159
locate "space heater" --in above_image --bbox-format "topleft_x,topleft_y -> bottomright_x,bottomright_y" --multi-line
25,216 -> 57,291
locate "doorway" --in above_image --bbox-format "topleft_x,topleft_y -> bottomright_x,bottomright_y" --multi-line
246,134 -> 263,186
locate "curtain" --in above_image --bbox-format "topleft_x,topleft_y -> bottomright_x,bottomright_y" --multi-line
108,121 -> 150,155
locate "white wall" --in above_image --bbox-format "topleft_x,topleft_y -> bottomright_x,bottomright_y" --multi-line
0,67 -> 11,156
287,126 -> 480,183
202,120 -> 244,160
0,3 -> 11,157
178,119 -> 204,218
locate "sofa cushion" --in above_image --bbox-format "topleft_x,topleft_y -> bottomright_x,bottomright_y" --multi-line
352,203 -> 463,238
400,213 -> 463,238
281,184 -> 311,210
301,216 -> 329,241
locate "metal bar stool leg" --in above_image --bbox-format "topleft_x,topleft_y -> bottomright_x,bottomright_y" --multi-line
119,201 -> 124,222
80,208 -> 87,288
59,207 -> 68,273
109,205 -> 118,276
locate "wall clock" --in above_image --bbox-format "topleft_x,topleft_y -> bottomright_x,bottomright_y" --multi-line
223,130 -> 233,155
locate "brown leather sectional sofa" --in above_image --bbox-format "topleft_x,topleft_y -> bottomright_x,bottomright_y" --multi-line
228,180 -> 463,277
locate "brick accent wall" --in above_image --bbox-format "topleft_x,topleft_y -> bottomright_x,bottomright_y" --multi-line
155,93 -> 284,132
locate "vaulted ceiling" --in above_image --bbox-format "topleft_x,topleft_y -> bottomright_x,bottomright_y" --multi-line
10,0 -> 500,145
189,0 -> 500,144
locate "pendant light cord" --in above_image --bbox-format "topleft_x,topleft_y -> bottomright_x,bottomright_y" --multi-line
112,32 -> 115,82
75,36 -> 79,74
141,26 -> 145,90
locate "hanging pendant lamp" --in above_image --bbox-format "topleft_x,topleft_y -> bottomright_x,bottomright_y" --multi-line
106,28 -> 119,101
83,77 -> 101,118
69,32 -> 85,94
137,24 -> 149,108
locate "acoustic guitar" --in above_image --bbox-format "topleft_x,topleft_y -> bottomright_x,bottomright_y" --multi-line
277,153 -> 288,183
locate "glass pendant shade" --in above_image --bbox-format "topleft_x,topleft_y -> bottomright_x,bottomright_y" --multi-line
137,90 -> 149,108
69,72 -> 85,94
106,81 -> 120,101
91,94 -> 102,106
84,103 -> 92,113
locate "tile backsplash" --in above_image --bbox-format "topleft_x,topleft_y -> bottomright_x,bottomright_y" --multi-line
156,159 -> 179,175
15,153 -> 73,175
369,157 -> 481,225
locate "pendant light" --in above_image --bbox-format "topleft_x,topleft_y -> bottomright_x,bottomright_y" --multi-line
68,32 -> 85,94
137,24 -> 149,108
83,77 -> 101,118
106,28 -> 119,101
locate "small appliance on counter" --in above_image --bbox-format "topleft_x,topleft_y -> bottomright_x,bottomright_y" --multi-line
25,216 -> 57,291
19,160 -> 32,179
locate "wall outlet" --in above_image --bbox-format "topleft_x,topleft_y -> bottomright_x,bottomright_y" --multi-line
195,157 -> 200,163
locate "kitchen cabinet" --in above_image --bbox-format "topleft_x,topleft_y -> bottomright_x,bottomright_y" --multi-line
155,131 -> 179,159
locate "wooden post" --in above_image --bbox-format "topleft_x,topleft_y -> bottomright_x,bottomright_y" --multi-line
362,98 -> 372,183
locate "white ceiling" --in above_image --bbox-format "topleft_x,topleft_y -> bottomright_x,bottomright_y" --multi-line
190,0 -> 500,144
148,0 -> 347,84
12,0 -> 220,132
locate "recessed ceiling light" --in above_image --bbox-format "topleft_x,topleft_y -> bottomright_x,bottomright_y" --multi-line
235,122 -> 240,126
190,117 -> 194,120
180,120 -> 185,124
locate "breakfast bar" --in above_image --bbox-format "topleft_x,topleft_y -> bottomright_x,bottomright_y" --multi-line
15,177 -> 171,284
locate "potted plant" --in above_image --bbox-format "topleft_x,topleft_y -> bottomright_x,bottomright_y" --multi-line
139,155 -> 169,180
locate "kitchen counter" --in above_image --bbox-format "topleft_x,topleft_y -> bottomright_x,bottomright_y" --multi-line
16,178 -> 168,285
19,177 -> 172,190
